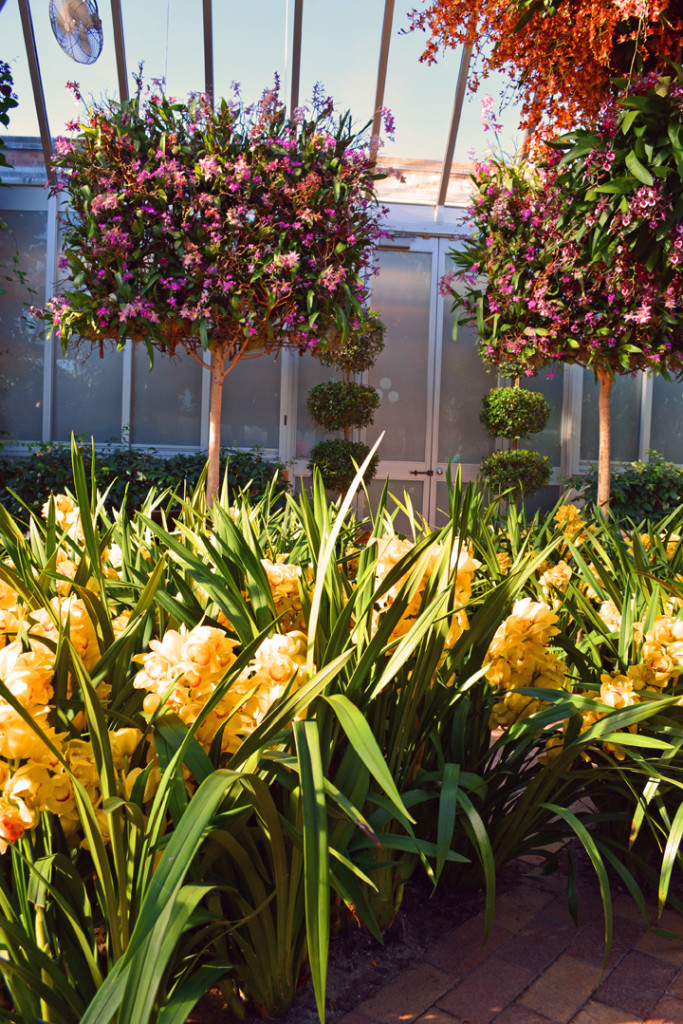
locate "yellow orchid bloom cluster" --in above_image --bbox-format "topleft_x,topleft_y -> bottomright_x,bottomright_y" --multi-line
538,559 -> 572,608
485,598 -> 567,728
577,672 -> 642,761
134,624 -> 308,755
555,503 -> 590,547
261,557 -> 310,632
371,531 -> 480,646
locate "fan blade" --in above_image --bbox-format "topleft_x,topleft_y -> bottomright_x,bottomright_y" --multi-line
78,26 -> 92,57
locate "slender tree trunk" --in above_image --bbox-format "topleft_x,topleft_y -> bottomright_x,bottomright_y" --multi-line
207,349 -> 225,504
596,365 -> 612,512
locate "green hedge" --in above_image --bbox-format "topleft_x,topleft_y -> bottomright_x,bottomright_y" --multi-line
567,450 -> 683,522
0,441 -> 288,518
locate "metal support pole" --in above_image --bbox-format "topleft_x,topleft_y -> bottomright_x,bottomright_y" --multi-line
110,0 -> 128,102
290,0 -> 303,113
202,0 -> 214,98
371,0 -> 394,155
17,0 -> 54,183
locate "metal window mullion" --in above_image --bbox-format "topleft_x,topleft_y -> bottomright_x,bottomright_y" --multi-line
121,342 -> 133,440
567,364 -> 584,475
639,371 -> 653,461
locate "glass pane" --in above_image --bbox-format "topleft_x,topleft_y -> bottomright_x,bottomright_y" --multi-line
299,0 -> 384,125
382,3 -> 463,177
520,368 -> 563,464
121,0 -> 204,101
368,250 -> 432,463
295,353 -> 343,460
213,1 -> 287,108
580,370 -> 642,463
220,351 -> 281,450
131,345 -> 202,447
438,310 -> 492,465
0,2 -> 40,138
651,376 -> 683,463
53,343 -> 123,443
0,210 -> 46,441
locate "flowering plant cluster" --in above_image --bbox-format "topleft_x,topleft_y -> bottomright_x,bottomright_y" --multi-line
40,76 -> 388,499
447,72 -> 683,377
445,71 -> 683,506
409,0 -> 682,136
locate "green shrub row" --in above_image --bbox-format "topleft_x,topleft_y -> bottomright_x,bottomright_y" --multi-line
0,440 -> 288,518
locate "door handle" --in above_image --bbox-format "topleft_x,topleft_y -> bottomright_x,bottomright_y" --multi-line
409,469 -> 434,476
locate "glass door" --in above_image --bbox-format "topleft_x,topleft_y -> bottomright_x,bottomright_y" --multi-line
365,239 -> 440,525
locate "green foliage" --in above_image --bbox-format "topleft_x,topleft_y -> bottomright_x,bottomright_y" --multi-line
0,440 -> 288,519
480,387 -> 551,440
566,450 -> 683,523
316,308 -> 386,375
480,448 -> 550,498
308,439 -> 378,493
2,443 -> 683,1022
306,381 -> 380,432
0,61 -> 17,173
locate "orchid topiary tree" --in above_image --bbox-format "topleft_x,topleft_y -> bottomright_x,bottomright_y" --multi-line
445,68 -> 683,508
40,76 -> 388,501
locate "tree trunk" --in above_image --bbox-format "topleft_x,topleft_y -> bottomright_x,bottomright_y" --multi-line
596,365 -> 612,512
207,350 -> 225,504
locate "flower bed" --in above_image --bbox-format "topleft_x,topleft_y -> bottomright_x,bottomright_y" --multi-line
0,445 -> 681,1022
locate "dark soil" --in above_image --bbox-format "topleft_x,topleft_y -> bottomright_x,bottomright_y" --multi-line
187,865 -> 506,1024
187,843 -> 683,1024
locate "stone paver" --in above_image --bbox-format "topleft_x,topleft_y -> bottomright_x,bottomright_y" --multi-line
493,885 -> 556,934
670,969 -> 683,1001
644,995 -> 683,1024
566,913 -> 647,970
425,914 -> 512,977
492,1005 -> 554,1024
337,1013 -> 378,1024
596,951 -> 678,1020
436,956 -> 534,1024
497,910 -> 579,973
635,911 -> 683,966
353,964 -> 454,1024
415,1010 -> 463,1023
570,999 -> 643,1023
518,953 -> 603,1024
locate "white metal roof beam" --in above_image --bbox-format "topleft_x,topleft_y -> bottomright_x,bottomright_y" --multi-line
435,43 -> 473,218
110,0 -> 128,102
203,0 -> 214,98
17,0 -> 54,183
371,0 -> 394,156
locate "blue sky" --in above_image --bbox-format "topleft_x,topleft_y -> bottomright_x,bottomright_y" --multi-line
1,0 -> 522,165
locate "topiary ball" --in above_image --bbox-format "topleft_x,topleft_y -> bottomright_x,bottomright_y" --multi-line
480,387 -> 551,440
480,448 -> 550,498
306,381 -> 380,432
308,439 -> 379,493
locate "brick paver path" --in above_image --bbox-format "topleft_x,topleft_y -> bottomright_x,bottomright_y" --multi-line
336,868 -> 683,1024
